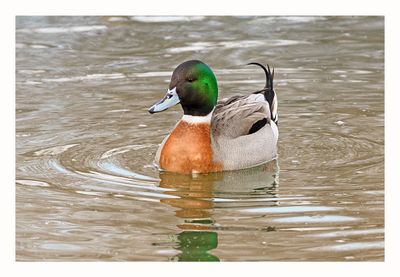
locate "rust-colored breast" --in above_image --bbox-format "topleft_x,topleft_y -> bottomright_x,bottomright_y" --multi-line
159,121 -> 222,174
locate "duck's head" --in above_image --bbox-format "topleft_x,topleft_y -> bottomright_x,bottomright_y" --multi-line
148,60 -> 218,116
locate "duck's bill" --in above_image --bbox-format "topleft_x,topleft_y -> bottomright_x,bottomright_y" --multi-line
148,87 -> 180,114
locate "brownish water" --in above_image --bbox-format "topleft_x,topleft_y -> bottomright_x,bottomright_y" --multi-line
16,16 -> 384,261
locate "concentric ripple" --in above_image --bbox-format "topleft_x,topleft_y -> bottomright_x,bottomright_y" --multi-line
41,141 -> 285,205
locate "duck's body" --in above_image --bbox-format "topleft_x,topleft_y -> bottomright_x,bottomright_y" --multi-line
149,60 -> 279,174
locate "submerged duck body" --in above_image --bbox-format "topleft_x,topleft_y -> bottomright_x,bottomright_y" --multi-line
149,60 -> 279,174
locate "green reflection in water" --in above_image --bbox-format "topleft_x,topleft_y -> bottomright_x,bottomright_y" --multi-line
173,231 -> 219,262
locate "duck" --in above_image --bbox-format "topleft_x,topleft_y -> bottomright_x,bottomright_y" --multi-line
148,60 -> 278,174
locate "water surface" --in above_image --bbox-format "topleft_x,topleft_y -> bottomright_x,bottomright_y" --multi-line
16,16 -> 384,261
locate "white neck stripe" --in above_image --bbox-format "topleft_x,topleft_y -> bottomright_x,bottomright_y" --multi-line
181,109 -> 214,124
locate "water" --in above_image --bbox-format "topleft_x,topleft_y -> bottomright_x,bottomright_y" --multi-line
16,16 -> 384,261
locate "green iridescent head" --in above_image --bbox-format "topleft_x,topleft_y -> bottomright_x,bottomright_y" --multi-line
148,60 -> 218,116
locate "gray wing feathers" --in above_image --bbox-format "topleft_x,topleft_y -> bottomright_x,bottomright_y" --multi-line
211,94 -> 271,138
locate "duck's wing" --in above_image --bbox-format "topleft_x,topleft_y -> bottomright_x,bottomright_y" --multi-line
211,94 -> 272,139
212,62 -> 278,139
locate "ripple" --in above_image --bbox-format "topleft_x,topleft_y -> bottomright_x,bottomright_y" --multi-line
51,157 -> 159,188
33,144 -> 79,156
307,241 -> 384,252
313,132 -> 383,169
284,16 -> 326,23
281,127 -> 383,174
16,43 -> 57,49
213,196 -> 311,203
40,243 -> 84,251
41,73 -> 125,83
17,69 -> 46,75
100,144 -> 153,159
309,228 -> 384,238
17,25 -> 107,34
273,215 -> 360,223
16,179 -> 50,187
242,205 -> 338,214
39,142 -> 172,204
107,16 -> 130,22
167,42 -> 213,53
75,190 -> 107,196
130,16 -> 205,23
166,39 -> 310,53
99,161 -> 158,182
133,71 -> 171,78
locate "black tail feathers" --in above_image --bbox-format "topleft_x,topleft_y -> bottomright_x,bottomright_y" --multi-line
247,62 -> 274,91
247,62 -> 278,125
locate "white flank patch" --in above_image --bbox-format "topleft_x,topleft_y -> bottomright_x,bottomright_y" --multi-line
271,121 -> 279,139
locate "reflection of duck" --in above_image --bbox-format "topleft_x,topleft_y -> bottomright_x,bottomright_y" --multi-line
159,171 -> 219,261
158,161 -> 279,261
149,60 -> 278,174
159,171 -> 219,228
172,231 -> 219,262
